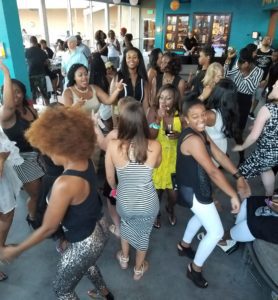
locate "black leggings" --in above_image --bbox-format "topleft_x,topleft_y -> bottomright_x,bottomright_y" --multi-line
235,92 -> 253,164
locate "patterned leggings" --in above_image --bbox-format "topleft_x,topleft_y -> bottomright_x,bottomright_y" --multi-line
53,217 -> 109,300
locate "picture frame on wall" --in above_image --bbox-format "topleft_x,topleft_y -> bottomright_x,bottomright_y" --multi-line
193,13 -> 232,54
164,14 -> 190,51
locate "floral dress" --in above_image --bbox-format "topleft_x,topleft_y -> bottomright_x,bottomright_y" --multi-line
239,103 -> 278,178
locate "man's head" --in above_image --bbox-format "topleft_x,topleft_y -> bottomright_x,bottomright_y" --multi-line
67,36 -> 77,51
76,35 -> 82,46
120,27 -> 127,37
39,39 -> 47,49
30,36 -> 38,46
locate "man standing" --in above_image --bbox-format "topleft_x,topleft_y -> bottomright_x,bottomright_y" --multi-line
249,35 -> 273,119
39,39 -> 54,59
76,34 -> 91,61
25,36 -> 50,105
61,36 -> 88,87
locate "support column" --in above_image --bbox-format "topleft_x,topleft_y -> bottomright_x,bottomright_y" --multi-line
38,0 -> 50,45
105,3 -> 110,34
0,0 -> 30,94
67,0 -> 73,36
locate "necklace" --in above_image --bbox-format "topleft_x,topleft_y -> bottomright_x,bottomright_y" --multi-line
74,85 -> 89,94
163,74 -> 174,85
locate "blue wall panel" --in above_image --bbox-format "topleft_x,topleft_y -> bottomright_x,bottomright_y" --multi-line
155,0 -> 274,52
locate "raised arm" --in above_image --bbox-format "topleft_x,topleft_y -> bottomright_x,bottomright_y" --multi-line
233,105 -> 270,151
0,60 -> 16,124
93,79 -> 124,105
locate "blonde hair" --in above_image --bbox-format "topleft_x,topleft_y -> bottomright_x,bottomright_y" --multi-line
203,62 -> 223,87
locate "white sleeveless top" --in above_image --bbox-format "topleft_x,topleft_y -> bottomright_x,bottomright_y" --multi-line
107,40 -> 120,58
206,109 -> 227,155
69,85 -> 100,114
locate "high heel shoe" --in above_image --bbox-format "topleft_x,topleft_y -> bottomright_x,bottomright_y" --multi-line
88,289 -> 114,299
26,215 -> 39,230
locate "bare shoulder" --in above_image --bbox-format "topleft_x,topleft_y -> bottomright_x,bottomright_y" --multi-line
106,129 -> 118,141
148,139 -> 161,152
107,138 -> 120,151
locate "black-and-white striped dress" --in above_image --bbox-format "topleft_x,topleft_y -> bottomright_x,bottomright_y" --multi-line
116,161 -> 159,251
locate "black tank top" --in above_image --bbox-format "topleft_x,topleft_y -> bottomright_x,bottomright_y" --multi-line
176,127 -> 212,207
156,73 -> 182,93
3,107 -> 37,152
118,73 -> 145,102
61,160 -> 103,243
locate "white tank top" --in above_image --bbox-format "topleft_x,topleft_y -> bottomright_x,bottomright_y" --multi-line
107,40 -> 120,58
70,85 -> 100,114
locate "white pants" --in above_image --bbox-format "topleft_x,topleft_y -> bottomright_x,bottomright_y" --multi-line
182,195 -> 224,267
230,199 -> 255,242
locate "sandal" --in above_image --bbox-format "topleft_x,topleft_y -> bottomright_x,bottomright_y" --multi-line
116,251 -> 129,269
165,205 -> 177,226
177,242 -> 195,259
0,271 -> 8,282
187,263 -> 208,288
109,224 -> 120,238
153,215 -> 161,229
88,289 -> 114,300
133,261 -> 149,281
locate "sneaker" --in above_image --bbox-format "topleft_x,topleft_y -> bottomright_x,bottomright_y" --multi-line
217,239 -> 238,255
248,112 -> 255,120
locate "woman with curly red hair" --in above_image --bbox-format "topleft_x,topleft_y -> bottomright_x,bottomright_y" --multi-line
0,107 -> 114,300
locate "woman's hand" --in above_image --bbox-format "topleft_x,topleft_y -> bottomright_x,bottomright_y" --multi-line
227,50 -> 236,60
116,79 -> 125,92
72,98 -> 86,109
230,196 -> 240,214
232,144 -> 243,152
0,245 -> 21,263
236,177 -> 251,200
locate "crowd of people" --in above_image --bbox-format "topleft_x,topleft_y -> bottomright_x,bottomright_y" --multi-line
0,27 -> 277,299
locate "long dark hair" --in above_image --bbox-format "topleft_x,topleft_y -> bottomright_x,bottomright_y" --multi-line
119,47 -> 148,82
6,79 -> 29,107
162,52 -> 182,75
206,78 -> 240,139
154,84 -> 180,115
149,48 -> 162,72
118,101 -> 150,163
89,53 -> 109,93
67,63 -> 88,87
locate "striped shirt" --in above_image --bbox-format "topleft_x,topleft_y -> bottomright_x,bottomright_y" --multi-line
224,63 -> 263,95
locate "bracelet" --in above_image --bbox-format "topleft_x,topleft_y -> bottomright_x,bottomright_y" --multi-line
233,171 -> 243,179
149,122 -> 160,130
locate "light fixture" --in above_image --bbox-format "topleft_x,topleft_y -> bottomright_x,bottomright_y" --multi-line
129,0 -> 138,5
170,0 -> 180,11
113,0 -> 121,4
